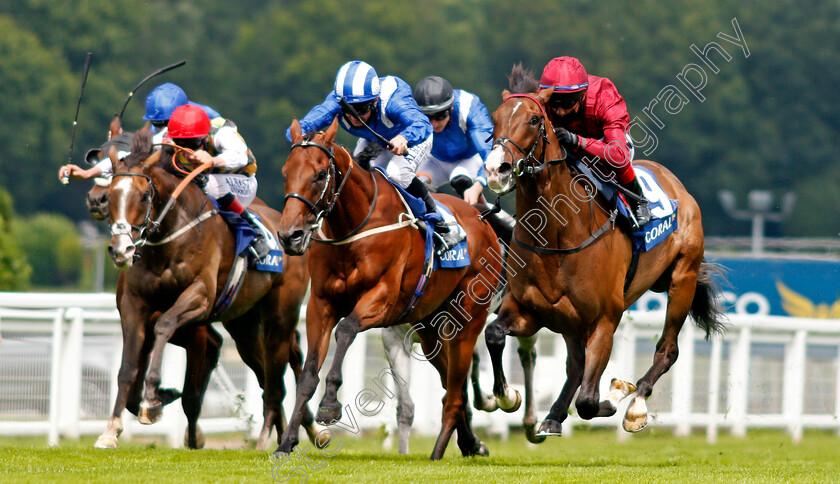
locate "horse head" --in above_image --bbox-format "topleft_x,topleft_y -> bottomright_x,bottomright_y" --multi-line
106,128 -> 161,268
485,65 -> 561,194
278,117 -> 342,255
85,117 -> 135,221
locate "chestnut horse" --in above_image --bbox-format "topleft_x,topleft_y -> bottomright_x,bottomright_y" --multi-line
96,129 -> 318,450
276,118 -> 503,460
482,67 -> 725,436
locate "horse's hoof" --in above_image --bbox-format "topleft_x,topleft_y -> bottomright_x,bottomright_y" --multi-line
525,423 -> 547,444
94,435 -> 118,449
474,394 -> 499,412
623,396 -> 648,433
496,388 -> 522,413
138,403 -> 163,425
474,441 -> 489,457
597,400 -> 618,418
184,425 -> 205,449
272,449 -> 290,459
315,403 -> 342,425
536,419 -> 563,437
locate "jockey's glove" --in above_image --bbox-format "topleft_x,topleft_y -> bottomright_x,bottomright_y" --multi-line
554,127 -> 583,149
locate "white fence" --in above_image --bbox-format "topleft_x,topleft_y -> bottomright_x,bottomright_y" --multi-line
1,292 -> 839,446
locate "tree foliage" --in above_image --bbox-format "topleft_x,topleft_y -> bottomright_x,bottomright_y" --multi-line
0,0 -> 836,236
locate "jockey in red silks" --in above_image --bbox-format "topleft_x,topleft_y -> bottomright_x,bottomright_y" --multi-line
540,56 -> 651,227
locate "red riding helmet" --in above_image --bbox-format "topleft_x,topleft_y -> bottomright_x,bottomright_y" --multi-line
168,104 -> 211,139
540,56 -> 589,93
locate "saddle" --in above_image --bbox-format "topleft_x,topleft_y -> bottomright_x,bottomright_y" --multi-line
568,160 -> 678,253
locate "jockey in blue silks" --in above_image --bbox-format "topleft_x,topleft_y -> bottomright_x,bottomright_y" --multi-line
412,76 -> 493,205
286,60 -> 461,251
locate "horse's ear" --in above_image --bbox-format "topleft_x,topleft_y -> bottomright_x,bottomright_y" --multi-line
289,118 -> 303,143
109,115 -> 122,140
109,145 -> 124,171
141,149 -> 162,172
139,121 -> 151,136
324,116 -> 339,145
502,89 -> 511,100
537,87 -> 554,104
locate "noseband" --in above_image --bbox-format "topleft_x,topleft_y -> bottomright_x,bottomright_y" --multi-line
493,93 -> 566,178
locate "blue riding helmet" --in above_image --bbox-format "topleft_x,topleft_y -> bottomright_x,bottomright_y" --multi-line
333,60 -> 380,103
142,82 -> 188,121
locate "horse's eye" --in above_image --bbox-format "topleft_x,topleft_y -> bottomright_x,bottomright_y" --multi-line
530,115 -> 540,125
142,191 -> 152,202
316,170 -> 327,182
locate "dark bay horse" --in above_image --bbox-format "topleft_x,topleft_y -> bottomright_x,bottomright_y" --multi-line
276,118 -> 503,460
83,117 -> 228,449
96,129 -> 318,449
481,67 -> 725,436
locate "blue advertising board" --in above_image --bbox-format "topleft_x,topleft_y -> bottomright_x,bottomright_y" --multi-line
633,257 -> 840,317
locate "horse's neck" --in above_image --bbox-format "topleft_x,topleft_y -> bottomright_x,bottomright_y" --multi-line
323,151 -> 377,238
516,159 -> 598,242
151,168 -> 201,230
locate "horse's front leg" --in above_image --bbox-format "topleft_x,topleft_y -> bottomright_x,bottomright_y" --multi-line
515,334 -> 545,443
317,284 -> 392,424
138,282 -> 211,425
575,315 -> 622,421
484,294 -> 539,412
275,297 -> 338,456
95,299 -> 153,449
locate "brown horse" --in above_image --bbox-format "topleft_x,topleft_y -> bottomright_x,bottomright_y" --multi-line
481,67 -> 725,437
96,128 -> 318,450
275,118 -> 503,460
82,117 -> 226,449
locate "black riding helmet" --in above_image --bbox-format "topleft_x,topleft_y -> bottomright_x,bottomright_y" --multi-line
414,76 -> 454,115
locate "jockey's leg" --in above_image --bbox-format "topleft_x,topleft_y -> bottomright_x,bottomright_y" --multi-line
406,177 -> 461,251
606,137 -> 650,228
215,194 -> 271,259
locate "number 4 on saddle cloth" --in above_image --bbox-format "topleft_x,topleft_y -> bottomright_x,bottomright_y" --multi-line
571,161 -> 679,253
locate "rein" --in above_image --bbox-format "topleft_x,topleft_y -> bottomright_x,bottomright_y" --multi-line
110,162 -> 217,248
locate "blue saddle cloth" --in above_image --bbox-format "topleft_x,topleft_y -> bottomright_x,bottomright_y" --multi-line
210,198 -> 284,273
373,168 -> 470,269
570,161 -> 678,253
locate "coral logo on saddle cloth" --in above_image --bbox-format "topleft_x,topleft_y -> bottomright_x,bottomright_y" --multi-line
434,202 -> 470,269
627,167 -> 679,252
255,249 -> 283,273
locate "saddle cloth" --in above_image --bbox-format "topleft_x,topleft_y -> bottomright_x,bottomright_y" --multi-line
375,168 -> 470,269
570,161 -> 678,252
212,198 -> 283,273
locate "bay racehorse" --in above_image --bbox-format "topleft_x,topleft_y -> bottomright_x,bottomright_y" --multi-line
481,66 -> 725,436
97,128 -> 319,449
82,117 -> 228,449
275,117 -> 503,460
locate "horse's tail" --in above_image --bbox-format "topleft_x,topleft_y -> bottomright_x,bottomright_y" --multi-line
690,259 -> 728,340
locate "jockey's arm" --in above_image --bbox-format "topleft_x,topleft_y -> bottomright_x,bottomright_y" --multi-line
202,126 -> 250,171
58,163 -> 104,182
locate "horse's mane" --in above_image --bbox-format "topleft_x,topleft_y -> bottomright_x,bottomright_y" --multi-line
123,129 -> 154,168
508,63 -> 540,94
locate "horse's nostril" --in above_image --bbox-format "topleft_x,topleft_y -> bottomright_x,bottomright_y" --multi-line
499,162 -> 512,174
290,230 -> 305,241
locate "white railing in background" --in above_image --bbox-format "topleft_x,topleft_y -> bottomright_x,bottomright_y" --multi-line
1,292 -> 839,447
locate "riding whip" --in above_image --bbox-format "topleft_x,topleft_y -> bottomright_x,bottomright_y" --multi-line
338,97 -> 394,150
62,51 -> 93,185
117,60 -> 187,119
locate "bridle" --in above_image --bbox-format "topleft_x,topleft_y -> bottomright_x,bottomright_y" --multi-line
284,138 -> 379,244
492,93 -> 566,182
109,166 -> 216,248
109,171 -> 156,244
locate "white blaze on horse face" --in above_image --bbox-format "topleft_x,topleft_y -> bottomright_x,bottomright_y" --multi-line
485,145 -> 513,194
509,101 -> 523,120
109,177 -> 137,264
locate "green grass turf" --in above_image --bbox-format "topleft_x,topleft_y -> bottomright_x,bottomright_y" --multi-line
1,428 -> 839,483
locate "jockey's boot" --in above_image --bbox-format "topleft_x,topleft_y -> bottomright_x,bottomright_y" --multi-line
407,178 -> 461,252
622,177 -> 651,228
241,210 -> 272,259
